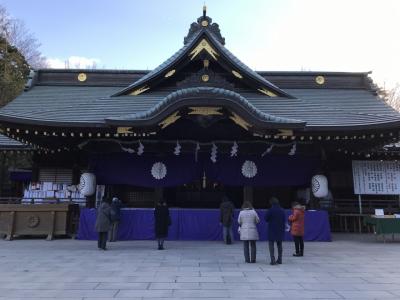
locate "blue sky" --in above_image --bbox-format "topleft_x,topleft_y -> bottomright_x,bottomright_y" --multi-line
2,0 -> 400,88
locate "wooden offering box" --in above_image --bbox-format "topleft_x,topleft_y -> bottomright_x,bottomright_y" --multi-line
0,203 -> 79,240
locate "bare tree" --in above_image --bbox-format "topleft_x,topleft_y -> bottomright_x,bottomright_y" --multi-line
378,83 -> 400,112
0,4 -> 47,69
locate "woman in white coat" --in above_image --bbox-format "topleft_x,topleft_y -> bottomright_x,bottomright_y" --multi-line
238,201 -> 260,263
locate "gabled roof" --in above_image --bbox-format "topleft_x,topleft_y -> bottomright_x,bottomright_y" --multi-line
112,11 -> 293,98
0,11 -> 400,133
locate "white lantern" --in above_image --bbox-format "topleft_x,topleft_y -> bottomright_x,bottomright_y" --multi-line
79,173 -> 96,196
311,174 -> 328,198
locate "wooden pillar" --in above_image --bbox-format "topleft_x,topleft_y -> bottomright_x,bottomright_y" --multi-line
155,187 -> 163,204
243,186 -> 253,204
46,211 -> 56,241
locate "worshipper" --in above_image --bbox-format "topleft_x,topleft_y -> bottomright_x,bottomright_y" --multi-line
108,197 -> 122,242
289,201 -> 305,257
95,198 -> 112,250
265,197 -> 286,265
154,199 -> 171,250
238,201 -> 260,263
220,195 -> 235,244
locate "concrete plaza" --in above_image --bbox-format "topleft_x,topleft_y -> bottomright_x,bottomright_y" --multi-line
0,234 -> 399,299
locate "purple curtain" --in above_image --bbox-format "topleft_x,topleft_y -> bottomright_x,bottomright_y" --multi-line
77,208 -> 331,242
89,153 -> 320,187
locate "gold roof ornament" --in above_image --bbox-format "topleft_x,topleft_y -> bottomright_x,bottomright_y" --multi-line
130,86 -> 150,96
188,107 -> 223,116
117,127 -> 133,134
232,70 -> 243,79
315,75 -> 325,85
201,74 -> 209,82
77,73 -> 87,82
164,69 -> 176,78
258,88 -> 277,97
189,39 -> 219,60
229,112 -> 252,131
276,129 -> 293,136
159,111 -> 181,129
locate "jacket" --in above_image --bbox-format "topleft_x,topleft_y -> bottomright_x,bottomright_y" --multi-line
238,209 -> 260,241
289,205 -> 305,236
265,204 -> 286,241
95,202 -> 112,232
110,199 -> 122,222
220,199 -> 235,226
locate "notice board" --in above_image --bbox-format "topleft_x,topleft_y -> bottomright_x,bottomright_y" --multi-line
352,160 -> 400,195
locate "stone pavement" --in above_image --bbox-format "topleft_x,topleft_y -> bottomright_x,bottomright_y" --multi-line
0,234 -> 399,299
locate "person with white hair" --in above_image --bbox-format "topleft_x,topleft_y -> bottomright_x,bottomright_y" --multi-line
108,197 -> 122,242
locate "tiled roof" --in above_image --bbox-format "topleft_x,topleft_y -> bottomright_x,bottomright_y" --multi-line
1,84 -> 399,130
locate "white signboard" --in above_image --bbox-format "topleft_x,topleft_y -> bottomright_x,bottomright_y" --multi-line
352,160 -> 400,195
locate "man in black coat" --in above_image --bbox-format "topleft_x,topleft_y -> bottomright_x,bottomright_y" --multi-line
154,199 -> 170,250
265,197 -> 286,265
220,196 -> 235,244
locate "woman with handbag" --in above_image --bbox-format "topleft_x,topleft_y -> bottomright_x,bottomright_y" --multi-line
154,199 -> 171,250
238,201 -> 260,263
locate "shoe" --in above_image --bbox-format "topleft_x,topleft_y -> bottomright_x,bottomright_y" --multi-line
250,260 -> 256,263
270,261 -> 276,265
293,253 -> 301,257
276,259 -> 282,264
245,260 -> 250,263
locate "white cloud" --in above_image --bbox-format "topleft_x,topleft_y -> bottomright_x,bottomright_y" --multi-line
46,56 -> 101,69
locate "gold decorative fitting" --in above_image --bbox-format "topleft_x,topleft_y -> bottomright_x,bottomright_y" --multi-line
77,73 -> 87,82
258,88 -> 277,97
159,111 -> 181,129
201,20 -> 208,27
203,59 -> 210,68
117,127 -> 133,134
276,129 -> 293,136
164,69 -> 176,78
201,74 -> 209,82
315,75 -> 325,85
189,39 -> 219,60
232,70 -> 243,79
229,112 -> 252,131
188,107 -> 223,116
130,86 -> 150,96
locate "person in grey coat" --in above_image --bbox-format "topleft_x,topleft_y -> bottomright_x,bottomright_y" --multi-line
95,198 -> 112,250
238,201 -> 260,263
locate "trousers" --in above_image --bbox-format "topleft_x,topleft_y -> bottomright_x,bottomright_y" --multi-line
108,221 -> 119,242
293,235 -> 304,255
98,232 -> 107,250
222,225 -> 234,244
243,240 -> 256,263
268,240 -> 282,262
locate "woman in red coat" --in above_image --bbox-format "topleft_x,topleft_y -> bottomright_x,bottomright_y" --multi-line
288,202 -> 305,257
